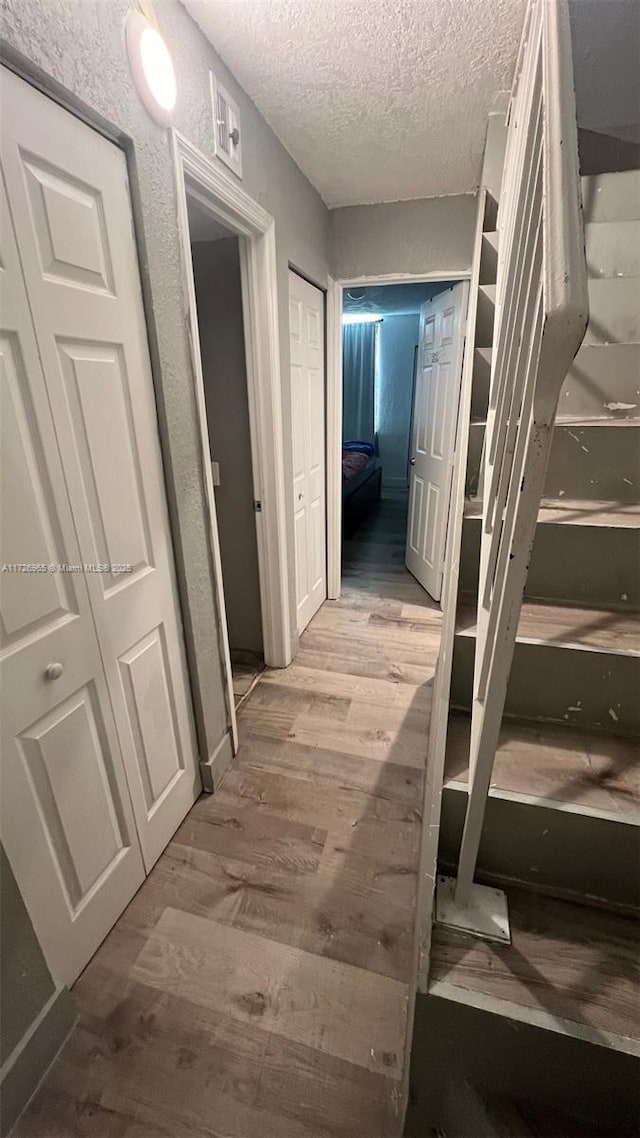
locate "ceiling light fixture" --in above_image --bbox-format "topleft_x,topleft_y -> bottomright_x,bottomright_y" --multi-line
126,10 -> 177,126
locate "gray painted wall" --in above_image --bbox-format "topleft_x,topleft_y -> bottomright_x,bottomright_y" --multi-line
376,315 -> 419,489
482,112 -> 508,204
1,0 -> 331,771
192,238 -> 263,656
570,0 -> 640,144
331,194 -> 477,281
0,0 -> 330,1111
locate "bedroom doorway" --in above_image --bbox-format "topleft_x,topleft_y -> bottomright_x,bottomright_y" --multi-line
187,197 -> 264,710
173,135 -> 294,771
338,278 -> 469,604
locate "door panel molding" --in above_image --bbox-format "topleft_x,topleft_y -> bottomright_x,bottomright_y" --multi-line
172,133 -> 293,781
288,270 -> 327,634
1,69 -> 200,985
406,281 -> 469,601
0,165 -> 145,988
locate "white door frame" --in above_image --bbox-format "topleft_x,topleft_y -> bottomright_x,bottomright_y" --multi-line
327,271 -> 471,598
172,133 -> 292,753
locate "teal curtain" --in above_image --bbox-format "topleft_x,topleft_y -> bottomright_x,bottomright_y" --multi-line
342,322 -> 377,442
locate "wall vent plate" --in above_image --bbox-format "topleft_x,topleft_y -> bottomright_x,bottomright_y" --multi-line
209,72 -> 242,179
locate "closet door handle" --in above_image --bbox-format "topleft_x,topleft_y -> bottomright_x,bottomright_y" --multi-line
44,662 -> 64,681
410,457 -> 416,466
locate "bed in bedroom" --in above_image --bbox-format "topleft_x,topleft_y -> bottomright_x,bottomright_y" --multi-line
342,440 -> 382,538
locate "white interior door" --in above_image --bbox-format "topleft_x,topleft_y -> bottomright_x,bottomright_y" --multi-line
0,171 -> 145,988
289,271 -> 326,633
406,281 -> 469,601
1,69 -> 201,982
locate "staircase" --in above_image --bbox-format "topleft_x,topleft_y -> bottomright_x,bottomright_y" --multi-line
408,169 -> 640,1135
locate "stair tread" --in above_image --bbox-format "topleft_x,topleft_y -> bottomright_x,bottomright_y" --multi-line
456,599 -> 639,655
539,499 -> 640,527
444,711 -> 640,818
472,418 -> 639,428
430,883 -> 640,1044
555,418 -> 639,427
555,416 -> 640,425
464,498 -> 640,528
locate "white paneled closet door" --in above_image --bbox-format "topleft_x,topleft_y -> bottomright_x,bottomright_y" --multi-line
0,69 -> 201,982
0,172 -> 146,988
289,271 -> 327,633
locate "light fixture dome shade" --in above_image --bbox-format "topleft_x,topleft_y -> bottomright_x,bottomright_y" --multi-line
126,10 -> 177,126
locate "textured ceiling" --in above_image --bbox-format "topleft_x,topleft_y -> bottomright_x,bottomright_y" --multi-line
182,0 -> 526,207
343,281 -> 454,316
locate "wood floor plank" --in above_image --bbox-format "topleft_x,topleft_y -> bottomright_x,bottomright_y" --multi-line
179,795 -> 327,873
284,706 -> 429,770
294,645 -> 435,686
215,763 -> 421,835
260,662 -> 431,711
131,907 -> 408,1079
236,732 -> 424,805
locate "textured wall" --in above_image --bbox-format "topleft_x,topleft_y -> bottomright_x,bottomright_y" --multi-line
482,113 -> 508,204
331,194 -> 477,280
0,0 -> 330,758
192,239 -> 263,656
376,315 -> 420,488
0,0 -> 330,1104
570,0 -> 640,143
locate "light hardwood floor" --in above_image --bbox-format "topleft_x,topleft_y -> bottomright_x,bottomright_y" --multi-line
17,496 -> 441,1138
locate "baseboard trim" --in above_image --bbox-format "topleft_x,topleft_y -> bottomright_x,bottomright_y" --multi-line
0,987 -> 76,1136
199,730 -> 234,793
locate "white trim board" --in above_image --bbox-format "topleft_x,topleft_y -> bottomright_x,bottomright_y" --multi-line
172,134 -> 293,761
327,270 -> 471,597
339,271 -> 472,287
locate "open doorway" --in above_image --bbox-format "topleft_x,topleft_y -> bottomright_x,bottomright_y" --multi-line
185,196 -> 265,710
339,279 -> 468,603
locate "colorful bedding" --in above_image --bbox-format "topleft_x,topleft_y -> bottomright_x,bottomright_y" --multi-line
342,449 -> 370,483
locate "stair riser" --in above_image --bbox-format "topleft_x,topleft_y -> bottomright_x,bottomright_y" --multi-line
451,636 -> 639,735
586,219 -> 640,278
559,343 -> 640,419
476,287 -> 496,348
470,348 -> 491,421
582,170 -> 640,223
466,422 -> 639,501
409,997 -> 640,1138
545,424 -> 639,502
440,788 -> 640,909
461,517 -> 640,609
585,277 -> 640,345
466,425 -> 484,496
479,232 -> 498,285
